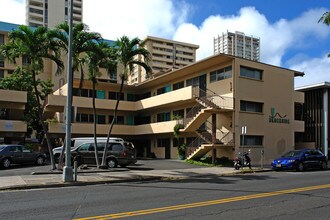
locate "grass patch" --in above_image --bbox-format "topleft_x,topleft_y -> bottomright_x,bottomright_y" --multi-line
186,156 -> 233,167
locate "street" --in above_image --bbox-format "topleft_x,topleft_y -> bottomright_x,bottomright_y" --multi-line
1,169 -> 330,219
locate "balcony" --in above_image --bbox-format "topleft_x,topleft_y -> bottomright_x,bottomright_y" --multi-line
45,86 -> 194,112
0,120 -> 27,133
0,89 -> 27,110
48,121 -> 177,135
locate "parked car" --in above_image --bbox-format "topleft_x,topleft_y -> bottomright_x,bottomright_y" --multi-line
70,141 -> 137,168
271,149 -> 327,171
0,144 -> 47,168
53,137 -> 124,161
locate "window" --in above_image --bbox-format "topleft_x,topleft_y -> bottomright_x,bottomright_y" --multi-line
210,66 -> 232,82
157,84 -> 171,95
0,70 -> 4,81
240,100 -> 263,113
240,66 -> 262,80
127,93 -> 136,101
109,91 -> 124,100
173,109 -> 184,119
22,55 -> 30,66
97,115 -> 106,124
157,112 -> 170,122
76,113 -> 94,123
111,143 -> 123,151
157,138 -> 170,148
240,135 -> 263,146
0,34 -> 4,45
173,81 -> 184,91
0,108 -> 9,119
109,115 -> 124,124
186,76 -> 199,87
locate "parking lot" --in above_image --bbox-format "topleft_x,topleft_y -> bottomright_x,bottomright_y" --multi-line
0,159 -> 204,177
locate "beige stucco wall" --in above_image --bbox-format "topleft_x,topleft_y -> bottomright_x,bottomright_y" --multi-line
233,59 -> 302,164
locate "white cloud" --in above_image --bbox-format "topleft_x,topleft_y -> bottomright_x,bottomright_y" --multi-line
0,0 -> 25,25
291,55 -> 330,87
0,1 -> 329,87
84,0 -> 190,40
174,7 -> 330,66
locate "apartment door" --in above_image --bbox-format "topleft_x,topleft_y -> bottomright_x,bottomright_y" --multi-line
199,74 -> 206,97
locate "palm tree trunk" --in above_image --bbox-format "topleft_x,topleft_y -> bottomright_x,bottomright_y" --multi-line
32,70 -> 56,170
101,77 -> 125,166
92,81 -> 99,167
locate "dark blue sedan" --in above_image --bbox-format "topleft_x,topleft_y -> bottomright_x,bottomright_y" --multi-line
271,149 -> 327,172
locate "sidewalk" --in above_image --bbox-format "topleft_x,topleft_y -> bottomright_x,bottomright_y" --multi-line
0,166 -> 272,191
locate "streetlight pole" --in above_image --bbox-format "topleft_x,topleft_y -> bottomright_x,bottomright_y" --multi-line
63,0 -> 74,182
241,126 -> 247,168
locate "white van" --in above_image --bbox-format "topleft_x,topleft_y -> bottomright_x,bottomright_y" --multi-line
53,137 -> 124,160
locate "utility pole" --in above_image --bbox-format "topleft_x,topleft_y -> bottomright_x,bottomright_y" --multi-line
63,0 -> 74,182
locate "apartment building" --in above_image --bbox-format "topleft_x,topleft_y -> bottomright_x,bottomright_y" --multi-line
43,53 -> 304,164
26,0 -> 83,28
0,21 -> 305,164
296,82 -> 329,157
214,31 -> 260,61
128,36 -> 199,84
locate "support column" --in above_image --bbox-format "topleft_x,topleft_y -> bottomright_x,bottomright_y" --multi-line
212,114 -> 216,164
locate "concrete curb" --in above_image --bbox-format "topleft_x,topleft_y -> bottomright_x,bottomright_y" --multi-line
0,176 -> 165,191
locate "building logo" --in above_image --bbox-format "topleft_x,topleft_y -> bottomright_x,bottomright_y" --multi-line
269,108 -> 290,124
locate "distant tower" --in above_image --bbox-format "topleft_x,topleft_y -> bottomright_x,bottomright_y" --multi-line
214,31 -> 260,61
128,36 -> 199,84
26,0 -> 83,28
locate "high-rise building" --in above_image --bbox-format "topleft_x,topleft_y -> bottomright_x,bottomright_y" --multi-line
128,36 -> 199,84
26,0 -> 83,28
214,31 -> 260,61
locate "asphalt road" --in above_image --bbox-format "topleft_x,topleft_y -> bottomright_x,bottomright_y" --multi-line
0,159 -> 204,176
1,169 -> 330,219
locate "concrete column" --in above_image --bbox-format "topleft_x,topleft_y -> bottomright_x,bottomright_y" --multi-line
212,114 -> 216,164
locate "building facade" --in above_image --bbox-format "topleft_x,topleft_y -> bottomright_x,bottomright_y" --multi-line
44,54 -> 304,165
128,36 -> 199,84
26,0 -> 83,28
214,31 -> 260,61
0,21 -> 305,164
296,82 -> 329,157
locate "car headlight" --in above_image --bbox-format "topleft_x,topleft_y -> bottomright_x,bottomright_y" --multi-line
288,159 -> 296,163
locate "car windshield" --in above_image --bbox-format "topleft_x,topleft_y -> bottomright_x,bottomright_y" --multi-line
281,150 -> 304,158
0,146 -> 6,152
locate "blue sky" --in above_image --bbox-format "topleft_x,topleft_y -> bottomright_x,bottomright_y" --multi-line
0,0 -> 329,87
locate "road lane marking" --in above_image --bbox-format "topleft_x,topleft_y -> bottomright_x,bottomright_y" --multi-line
74,183 -> 330,220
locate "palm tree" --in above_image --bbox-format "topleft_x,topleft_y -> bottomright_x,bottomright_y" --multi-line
0,25 -> 64,170
85,42 -> 117,168
49,23 -> 102,167
319,12 -> 330,57
50,23 -> 102,95
101,36 -> 151,167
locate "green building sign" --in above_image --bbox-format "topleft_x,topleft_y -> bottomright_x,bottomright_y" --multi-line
269,107 -> 290,124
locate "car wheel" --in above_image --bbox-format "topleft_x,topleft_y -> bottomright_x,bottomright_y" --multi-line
321,161 -> 327,170
107,158 -> 118,168
297,162 -> 304,172
36,156 -> 45,165
2,158 -> 11,168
